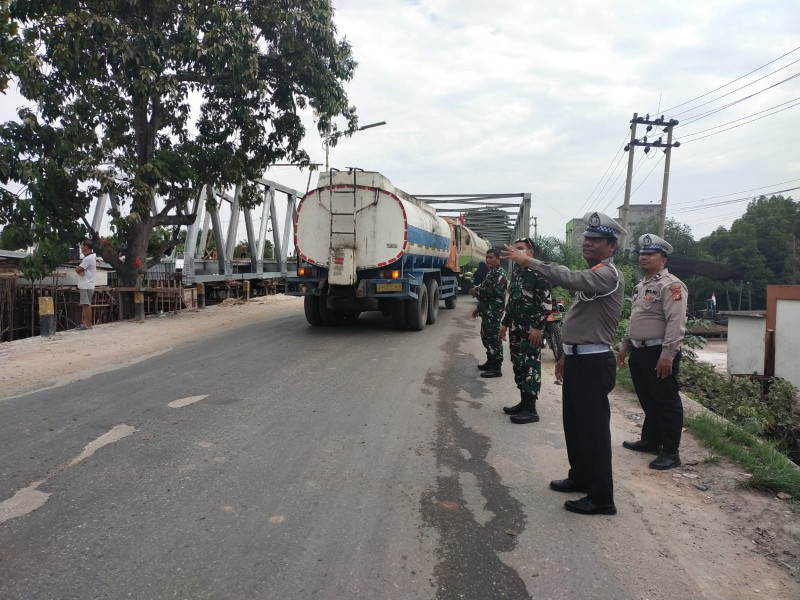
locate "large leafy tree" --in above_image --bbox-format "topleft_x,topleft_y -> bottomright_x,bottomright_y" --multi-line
0,0 -> 357,285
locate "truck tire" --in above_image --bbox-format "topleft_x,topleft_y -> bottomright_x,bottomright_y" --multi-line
304,295 -> 323,326
444,292 -> 457,309
391,299 -> 406,329
426,279 -> 440,324
405,284 -> 429,331
319,295 -> 342,326
547,323 -> 564,361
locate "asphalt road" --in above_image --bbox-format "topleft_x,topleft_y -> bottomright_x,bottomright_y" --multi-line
0,302 -> 702,600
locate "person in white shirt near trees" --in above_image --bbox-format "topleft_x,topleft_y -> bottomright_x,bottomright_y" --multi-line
75,240 -> 97,330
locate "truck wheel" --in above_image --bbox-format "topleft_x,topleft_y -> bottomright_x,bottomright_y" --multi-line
444,292 -> 457,309
426,279 -> 440,324
547,323 -> 564,361
405,284 -> 429,331
304,295 -> 323,326
319,295 -> 342,326
391,299 -> 406,329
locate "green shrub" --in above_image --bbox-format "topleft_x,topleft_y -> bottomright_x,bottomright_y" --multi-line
680,358 -> 800,439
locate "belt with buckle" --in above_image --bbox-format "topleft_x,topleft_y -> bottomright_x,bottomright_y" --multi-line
633,337 -> 664,348
563,343 -> 613,355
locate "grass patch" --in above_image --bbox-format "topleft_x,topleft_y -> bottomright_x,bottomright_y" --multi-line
685,412 -> 800,501
615,365 -> 636,393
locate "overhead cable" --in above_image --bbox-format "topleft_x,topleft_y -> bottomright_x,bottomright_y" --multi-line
669,58 -> 800,119
660,45 -> 800,113
677,72 -> 800,127
680,100 -> 800,144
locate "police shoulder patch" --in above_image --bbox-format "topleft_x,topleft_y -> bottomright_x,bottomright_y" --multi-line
670,284 -> 682,301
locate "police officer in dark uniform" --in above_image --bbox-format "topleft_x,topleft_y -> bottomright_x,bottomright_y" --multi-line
503,212 -> 625,515
618,234 -> 688,470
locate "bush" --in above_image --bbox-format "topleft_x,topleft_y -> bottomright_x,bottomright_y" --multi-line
680,358 -> 800,442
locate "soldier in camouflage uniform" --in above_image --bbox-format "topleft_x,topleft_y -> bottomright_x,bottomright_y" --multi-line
470,248 -> 507,377
499,238 -> 553,424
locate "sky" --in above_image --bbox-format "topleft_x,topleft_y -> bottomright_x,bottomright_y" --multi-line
1,0 -> 798,245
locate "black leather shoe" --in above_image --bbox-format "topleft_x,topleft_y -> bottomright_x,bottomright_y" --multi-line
564,496 -> 617,515
510,410 -> 539,424
477,361 -> 491,371
480,369 -> 502,378
549,478 -> 587,493
649,453 -> 681,470
622,439 -> 660,455
503,402 -> 524,415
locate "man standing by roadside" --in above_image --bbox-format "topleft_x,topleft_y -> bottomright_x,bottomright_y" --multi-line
503,212 -> 624,515
498,237 -> 552,424
470,248 -> 507,378
75,240 -> 96,330
617,234 -> 688,470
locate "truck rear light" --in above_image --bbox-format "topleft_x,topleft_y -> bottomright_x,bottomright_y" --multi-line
381,269 -> 400,279
298,266 -> 313,277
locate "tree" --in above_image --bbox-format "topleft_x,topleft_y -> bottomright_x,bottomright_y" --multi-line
0,0 -> 357,285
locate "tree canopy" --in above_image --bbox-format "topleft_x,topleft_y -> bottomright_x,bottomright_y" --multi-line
0,0 -> 357,285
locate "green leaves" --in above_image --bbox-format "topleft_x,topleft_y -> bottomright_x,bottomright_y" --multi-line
1,0 -> 358,285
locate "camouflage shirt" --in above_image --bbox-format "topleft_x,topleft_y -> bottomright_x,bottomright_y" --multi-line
502,265 -> 552,330
476,266 -> 507,319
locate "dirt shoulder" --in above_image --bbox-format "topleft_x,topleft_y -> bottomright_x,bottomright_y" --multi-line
605,382 -> 800,598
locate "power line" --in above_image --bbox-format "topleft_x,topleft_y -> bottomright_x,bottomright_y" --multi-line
670,186 -> 800,214
661,45 -> 800,113
680,100 -> 800,144
676,72 -> 800,127
668,57 -> 800,119
592,152 -> 643,214
629,154 -> 664,199
583,149 -> 630,215
670,178 -> 800,207
599,151 -> 657,214
679,96 -> 800,138
575,133 -> 629,217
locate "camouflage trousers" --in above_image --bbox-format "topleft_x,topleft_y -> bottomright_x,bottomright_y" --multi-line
509,325 -> 542,394
480,317 -> 503,363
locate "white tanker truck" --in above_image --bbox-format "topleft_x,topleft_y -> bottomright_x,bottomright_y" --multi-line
289,170 -> 489,330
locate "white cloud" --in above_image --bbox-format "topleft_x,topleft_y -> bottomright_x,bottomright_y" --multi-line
2,0 -> 798,242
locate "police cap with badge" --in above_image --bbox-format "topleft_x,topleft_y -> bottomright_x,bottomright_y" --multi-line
582,212 -> 626,239
638,233 -> 673,255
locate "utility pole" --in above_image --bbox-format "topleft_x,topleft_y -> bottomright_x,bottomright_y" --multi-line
619,112 -> 638,254
531,216 -> 538,241
628,115 -> 680,239
658,123 -> 675,237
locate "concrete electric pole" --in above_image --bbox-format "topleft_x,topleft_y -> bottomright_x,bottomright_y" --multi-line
626,115 -> 680,240
619,112 -> 638,253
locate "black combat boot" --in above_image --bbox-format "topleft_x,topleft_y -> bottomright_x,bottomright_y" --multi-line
503,390 -> 526,415
480,360 -> 502,378
477,360 -> 492,371
510,393 -> 540,424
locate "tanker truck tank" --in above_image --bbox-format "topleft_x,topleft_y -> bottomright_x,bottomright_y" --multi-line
290,170 -> 460,330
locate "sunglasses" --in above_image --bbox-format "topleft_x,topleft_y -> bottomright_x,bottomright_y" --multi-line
514,237 -> 535,250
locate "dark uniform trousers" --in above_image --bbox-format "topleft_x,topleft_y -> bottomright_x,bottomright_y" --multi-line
629,346 -> 683,453
562,351 -> 616,505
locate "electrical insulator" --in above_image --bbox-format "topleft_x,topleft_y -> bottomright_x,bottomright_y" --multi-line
644,146 -> 650,154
